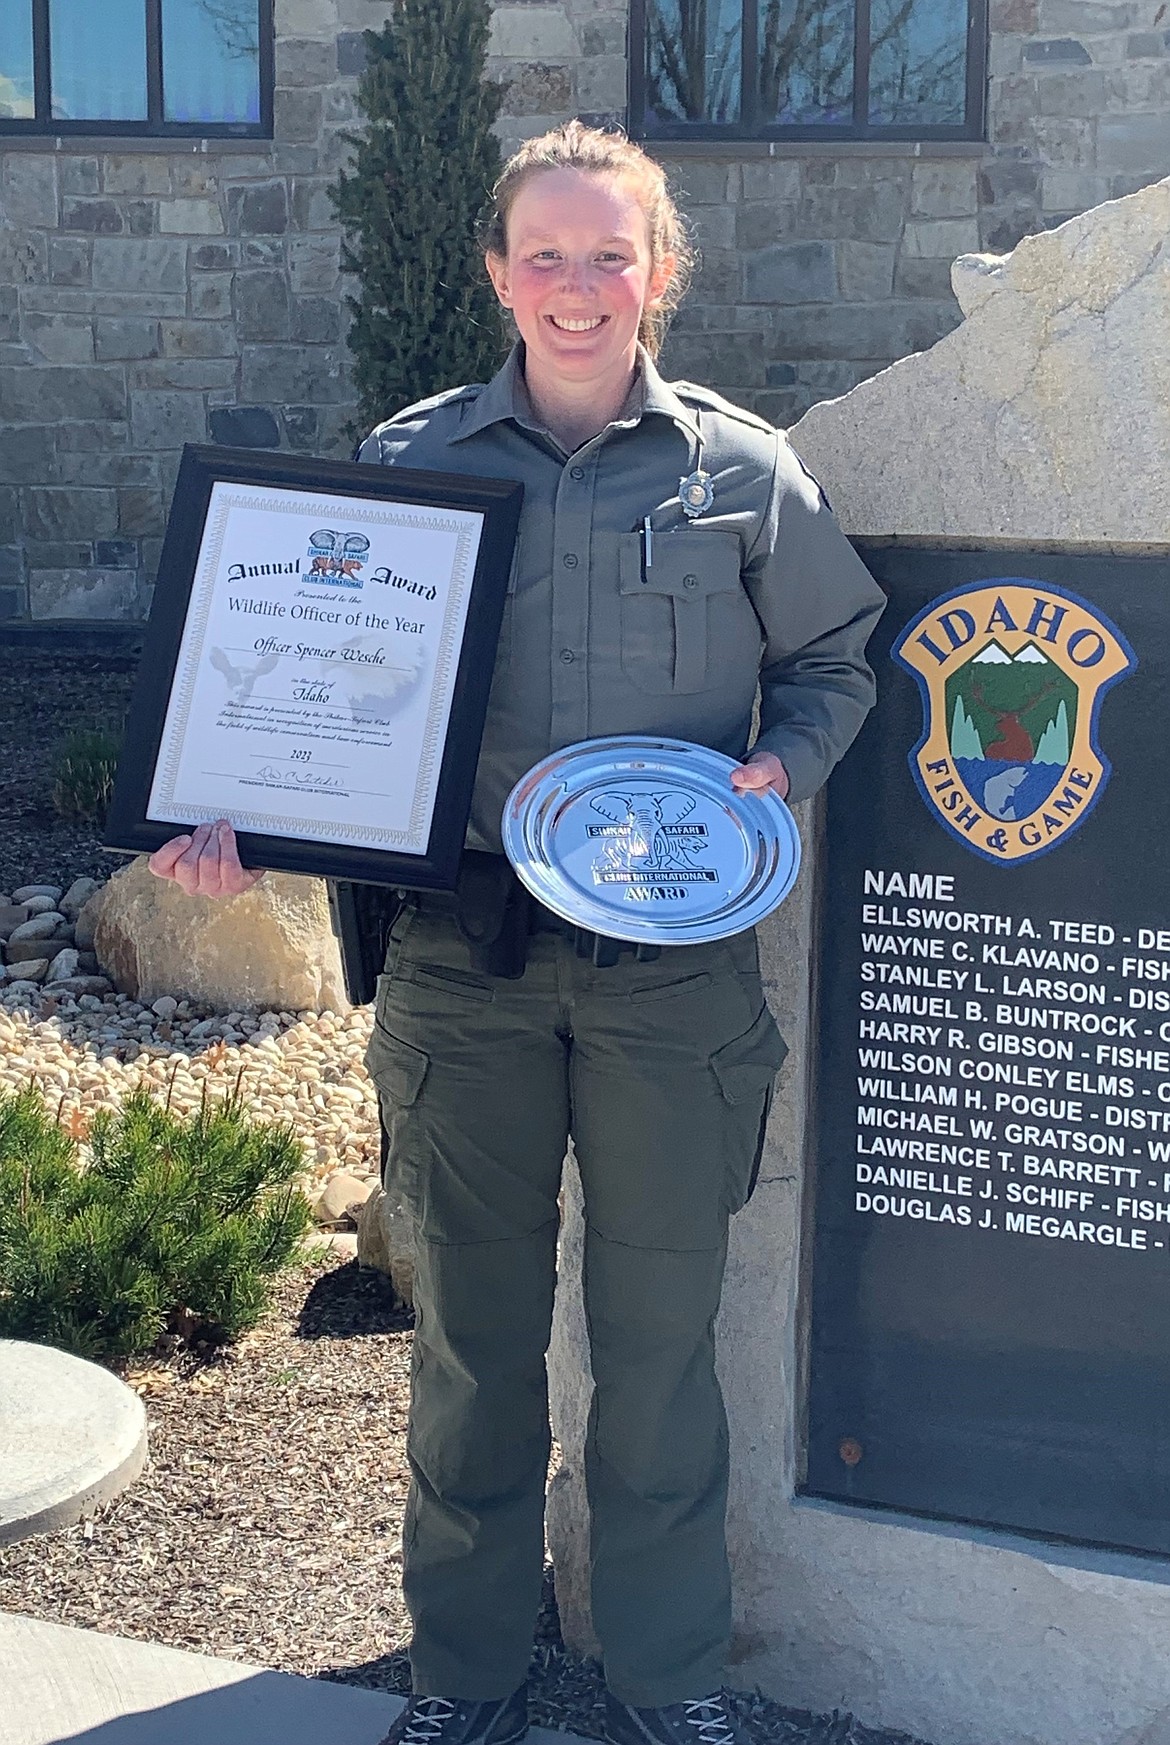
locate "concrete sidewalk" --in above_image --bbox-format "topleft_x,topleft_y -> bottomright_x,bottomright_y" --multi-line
0,1610 -> 583,1745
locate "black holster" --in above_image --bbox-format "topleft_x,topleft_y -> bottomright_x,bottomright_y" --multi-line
327,854 -> 531,1001
327,880 -> 405,1006
451,851 -> 531,979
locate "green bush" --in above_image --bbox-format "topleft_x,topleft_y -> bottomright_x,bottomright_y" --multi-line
0,1083 -> 315,1362
50,726 -> 123,826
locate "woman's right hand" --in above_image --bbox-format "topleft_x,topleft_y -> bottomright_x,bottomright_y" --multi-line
147,819 -> 265,900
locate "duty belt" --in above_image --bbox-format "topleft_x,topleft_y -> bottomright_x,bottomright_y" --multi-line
403,851 -> 661,975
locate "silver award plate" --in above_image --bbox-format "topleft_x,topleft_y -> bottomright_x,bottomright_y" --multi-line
501,735 -> 802,945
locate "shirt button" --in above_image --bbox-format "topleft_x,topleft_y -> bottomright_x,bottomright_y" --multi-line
562,553 -> 579,569
570,466 -> 585,481
683,574 -> 698,589
559,648 -> 576,664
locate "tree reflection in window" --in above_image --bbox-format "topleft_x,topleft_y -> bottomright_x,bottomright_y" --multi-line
639,0 -> 979,137
648,0 -> 743,125
0,0 -> 268,133
758,0 -> 853,126
869,0 -> 967,124
163,0 -> 261,125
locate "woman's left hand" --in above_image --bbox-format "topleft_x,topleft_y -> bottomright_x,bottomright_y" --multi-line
729,750 -> 790,801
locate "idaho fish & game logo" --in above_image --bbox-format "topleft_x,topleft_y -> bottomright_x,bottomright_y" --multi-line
894,580 -> 1135,865
307,529 -> 370,585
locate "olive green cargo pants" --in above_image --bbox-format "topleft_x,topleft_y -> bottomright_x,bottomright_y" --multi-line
364,905 -> 786,1706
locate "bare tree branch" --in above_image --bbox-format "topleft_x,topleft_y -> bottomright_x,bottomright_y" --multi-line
191,0 -> 259,62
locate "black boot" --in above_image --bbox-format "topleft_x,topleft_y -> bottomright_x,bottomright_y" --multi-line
379,1688 -> 529,1745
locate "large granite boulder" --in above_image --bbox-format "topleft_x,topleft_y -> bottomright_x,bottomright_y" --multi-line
92,857 -> 349,1013
790,175 -> 1170,545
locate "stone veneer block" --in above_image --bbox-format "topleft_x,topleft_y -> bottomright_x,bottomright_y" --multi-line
29,568 -> 146,620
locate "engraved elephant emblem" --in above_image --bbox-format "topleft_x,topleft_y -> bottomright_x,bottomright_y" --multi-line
589,790 -> 698,870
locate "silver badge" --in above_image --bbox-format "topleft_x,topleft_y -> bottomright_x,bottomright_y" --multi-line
679,470 -> 714,518
501,735 -> 801,945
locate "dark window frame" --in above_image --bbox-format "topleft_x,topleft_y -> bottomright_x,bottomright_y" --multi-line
2,0 -> 274,138
629,0 -> 988,143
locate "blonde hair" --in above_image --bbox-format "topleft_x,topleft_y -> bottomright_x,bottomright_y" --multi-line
479,120 -> 694,359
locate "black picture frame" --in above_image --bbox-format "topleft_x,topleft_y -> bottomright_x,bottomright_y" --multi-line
103,443 -> 524,891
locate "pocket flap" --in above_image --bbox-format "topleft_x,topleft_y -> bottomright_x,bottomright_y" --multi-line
366,1019 -> 430,1106
710,1004 -> 788,1104
618,530 -> 741,600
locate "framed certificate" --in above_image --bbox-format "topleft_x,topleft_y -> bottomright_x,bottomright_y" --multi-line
103,444 -> 523,890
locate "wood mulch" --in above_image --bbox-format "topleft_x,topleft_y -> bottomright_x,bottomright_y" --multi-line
0,1257 -> 416,1679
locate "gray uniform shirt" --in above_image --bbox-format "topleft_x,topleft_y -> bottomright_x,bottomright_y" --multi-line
357,344 -> 885,854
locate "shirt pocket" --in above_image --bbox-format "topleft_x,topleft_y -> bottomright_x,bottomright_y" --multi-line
617,529 -> 755,696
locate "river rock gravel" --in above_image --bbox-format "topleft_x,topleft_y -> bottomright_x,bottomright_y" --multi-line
0,982 -> 383,1206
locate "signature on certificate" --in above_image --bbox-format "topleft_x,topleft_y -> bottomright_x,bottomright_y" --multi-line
255,764 -> 345,792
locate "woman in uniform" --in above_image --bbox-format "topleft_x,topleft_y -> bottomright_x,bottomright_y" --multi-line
150,121 -> 885,1745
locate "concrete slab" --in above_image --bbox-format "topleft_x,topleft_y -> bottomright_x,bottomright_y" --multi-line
0,1610 -> 587,1745
0,1341 -> 147,1545
0,1610 -> 404,1745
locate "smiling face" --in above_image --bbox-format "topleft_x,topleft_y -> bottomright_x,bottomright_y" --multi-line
485,167 -> 675,404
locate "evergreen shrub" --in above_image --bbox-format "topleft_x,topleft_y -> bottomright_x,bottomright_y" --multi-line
333,0 -> 508,436
0,1083 -> 314,1362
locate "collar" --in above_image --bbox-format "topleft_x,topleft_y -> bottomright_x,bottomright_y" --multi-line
448,343 -> 702,447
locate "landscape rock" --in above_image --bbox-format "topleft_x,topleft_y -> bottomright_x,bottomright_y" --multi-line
0,907 -> 31,941
59,877 -> 103,920
6,937 -> 74,965
22,895 -> 59,917
45,950 -> 81,983
90,856 -> 349,1014
301,1230 -> 359,1262
314,1170 -> 375,1227
8,912 -> 65,943
49,977 -> 115,998
12,885 -> 63,905
72,895 -> 102,951
356,1182 -> 414,1307
790,175 -> 1170,545
12,959 -> 49,983
150,996 -> 178,1019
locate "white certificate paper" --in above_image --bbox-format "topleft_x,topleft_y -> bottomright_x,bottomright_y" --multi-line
147,482 -> 485,857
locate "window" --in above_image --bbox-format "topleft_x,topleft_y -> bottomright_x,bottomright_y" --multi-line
630,0 -> 987,141
0,0 -> 273,136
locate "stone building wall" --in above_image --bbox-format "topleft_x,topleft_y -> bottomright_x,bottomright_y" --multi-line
1,0 -> 1169,623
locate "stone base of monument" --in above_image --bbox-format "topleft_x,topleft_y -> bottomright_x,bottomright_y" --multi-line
0,1340 -> 148,1544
